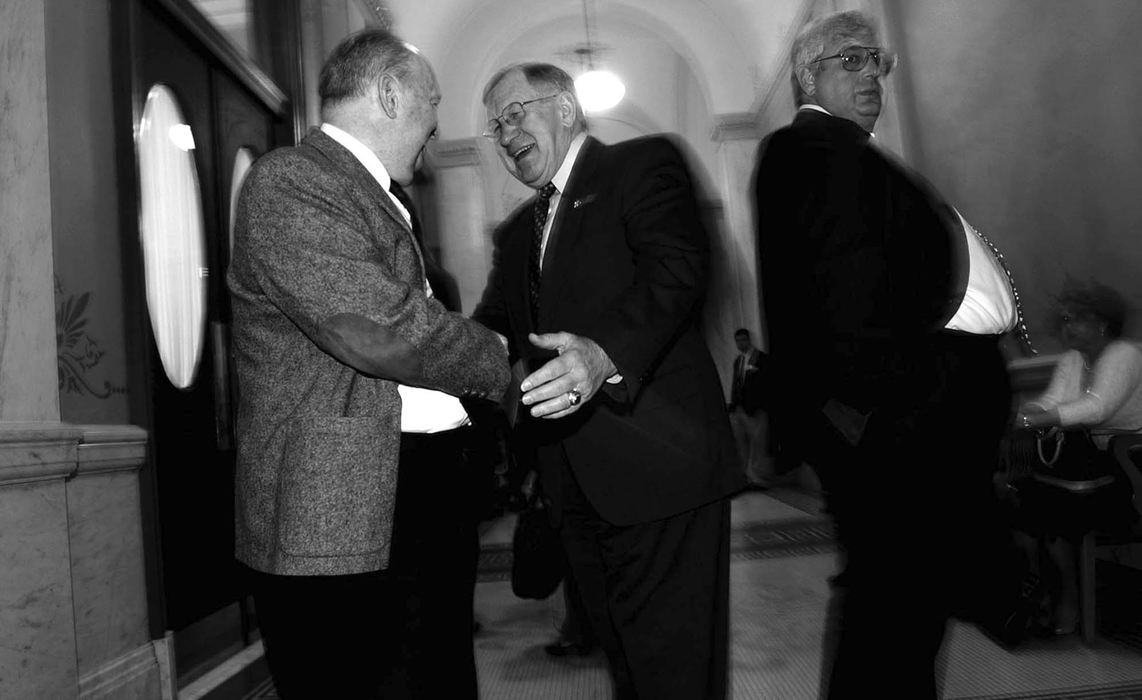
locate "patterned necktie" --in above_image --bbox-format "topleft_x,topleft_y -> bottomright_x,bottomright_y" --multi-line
529,182 -> 557,324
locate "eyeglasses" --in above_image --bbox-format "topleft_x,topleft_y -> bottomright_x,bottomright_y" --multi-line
811,46 -> 896,75
482,94 -> 560,139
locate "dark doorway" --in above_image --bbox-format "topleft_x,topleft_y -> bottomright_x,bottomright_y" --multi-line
115,0 -> 293,685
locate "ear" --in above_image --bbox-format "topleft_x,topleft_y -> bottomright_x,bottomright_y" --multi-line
796,65 -> 816,97
557,92 -> 577,127
378,73 -> 400,119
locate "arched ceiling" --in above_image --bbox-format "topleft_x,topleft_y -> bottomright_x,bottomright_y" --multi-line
387,0 -> 809,139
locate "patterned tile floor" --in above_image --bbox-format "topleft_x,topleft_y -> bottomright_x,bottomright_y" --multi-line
244,489 -> 1142,699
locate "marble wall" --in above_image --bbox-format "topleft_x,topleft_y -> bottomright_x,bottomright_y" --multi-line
0,424 -> 159,699
886,0 -> 1142,351
1,3 -> 158,697
0,426 -> 79,699
0,0 -> 60,422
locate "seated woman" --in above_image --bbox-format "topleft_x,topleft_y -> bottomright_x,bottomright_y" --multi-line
1014,280 -> 1142,635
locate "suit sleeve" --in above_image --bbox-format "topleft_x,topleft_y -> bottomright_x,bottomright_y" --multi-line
581,139 -> 709,401
235,154 -> 509,400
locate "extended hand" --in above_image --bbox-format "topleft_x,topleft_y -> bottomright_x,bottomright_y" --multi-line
521,332 -> 617,419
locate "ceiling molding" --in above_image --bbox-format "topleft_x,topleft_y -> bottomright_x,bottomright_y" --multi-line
710,112 -> 764,142
356,0 -> 394,28
427,138 -> 482,169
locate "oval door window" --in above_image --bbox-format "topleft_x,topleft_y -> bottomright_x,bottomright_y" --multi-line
228,147 -> 256,252
138,84 -> 207,389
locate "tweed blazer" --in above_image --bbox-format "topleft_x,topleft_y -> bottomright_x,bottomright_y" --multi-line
228,128 -> 509,576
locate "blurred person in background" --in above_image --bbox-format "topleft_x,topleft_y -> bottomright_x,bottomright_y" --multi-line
726,328 -> 776,488
1015,280 -> 1140,634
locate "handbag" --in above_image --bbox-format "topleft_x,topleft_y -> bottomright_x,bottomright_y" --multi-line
510,491 -> 564,600
1029,427 -> 1113,487
1006,426 -> 1136,537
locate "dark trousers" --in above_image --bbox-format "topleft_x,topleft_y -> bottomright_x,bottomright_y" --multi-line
558,566 -> 596,645
249,427 -> 480,699
550,447 -> 731,700
813,335 -> 1013,699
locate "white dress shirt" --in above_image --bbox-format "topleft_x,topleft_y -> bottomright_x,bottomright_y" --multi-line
944,211 -> 1016,334
320,123 -> 469,433
538,131 -> 588,266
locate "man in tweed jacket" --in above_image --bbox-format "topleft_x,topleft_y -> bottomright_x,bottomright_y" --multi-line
228,30 -> 508,698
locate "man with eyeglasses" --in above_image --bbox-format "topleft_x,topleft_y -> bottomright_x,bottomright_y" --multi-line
474,63 -> 743,699
754,10 -> 1023,699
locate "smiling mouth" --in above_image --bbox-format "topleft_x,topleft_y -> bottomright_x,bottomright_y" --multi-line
510,143 -> 535,161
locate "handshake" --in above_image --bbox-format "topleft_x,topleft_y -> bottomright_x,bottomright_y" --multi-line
496,331 -> 619,424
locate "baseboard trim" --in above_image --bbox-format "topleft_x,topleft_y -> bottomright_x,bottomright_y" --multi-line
78,641 -> 160,699
179,640 -> 265,700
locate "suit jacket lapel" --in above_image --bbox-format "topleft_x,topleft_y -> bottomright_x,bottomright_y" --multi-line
303,129 -> 426,280
538,137 -> 603,321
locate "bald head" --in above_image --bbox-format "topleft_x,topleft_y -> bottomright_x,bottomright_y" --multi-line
318,29 -> 440,186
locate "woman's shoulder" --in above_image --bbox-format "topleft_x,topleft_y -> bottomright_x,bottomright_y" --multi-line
1098,340 -> 1142,374
1104,339 -> 1142,361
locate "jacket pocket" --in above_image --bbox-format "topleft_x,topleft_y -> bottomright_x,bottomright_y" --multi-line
277,416 -> 398,557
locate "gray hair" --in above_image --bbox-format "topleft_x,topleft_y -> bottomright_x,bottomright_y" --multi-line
789,10 -> 880,106
482,62 -> 587,130
318,29 -> 421,113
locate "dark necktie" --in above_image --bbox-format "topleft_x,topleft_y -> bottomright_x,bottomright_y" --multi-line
529,182 -> 557,324
388,180 -> 422,241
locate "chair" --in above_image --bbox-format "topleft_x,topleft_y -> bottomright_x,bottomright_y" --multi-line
1077,433 -> 1142,642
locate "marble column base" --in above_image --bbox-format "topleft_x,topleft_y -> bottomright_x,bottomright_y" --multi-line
0,422 -> 155,700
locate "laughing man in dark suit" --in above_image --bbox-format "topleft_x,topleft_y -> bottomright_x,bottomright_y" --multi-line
474,63 -> 743,699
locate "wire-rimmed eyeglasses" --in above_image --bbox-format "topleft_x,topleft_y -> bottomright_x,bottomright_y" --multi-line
482,94 -> 560,140
810,46 -> 896,75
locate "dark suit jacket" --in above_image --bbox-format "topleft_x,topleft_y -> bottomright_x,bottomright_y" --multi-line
475,135 -> 742,526
754,109 -> 995,465
228,129 -> 509,576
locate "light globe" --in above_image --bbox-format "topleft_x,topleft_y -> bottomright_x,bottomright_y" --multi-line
575,69 -> 625,113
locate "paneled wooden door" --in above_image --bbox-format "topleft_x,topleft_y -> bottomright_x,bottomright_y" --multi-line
120,0 -> 290,681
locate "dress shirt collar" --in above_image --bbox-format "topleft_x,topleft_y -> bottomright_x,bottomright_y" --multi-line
320,122 -> 393,191
550,131 -> 589,194
320,122 -> 410,226
798,104 -> 876,139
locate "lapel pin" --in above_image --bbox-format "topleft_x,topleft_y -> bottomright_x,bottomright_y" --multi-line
572,194 -> 596,209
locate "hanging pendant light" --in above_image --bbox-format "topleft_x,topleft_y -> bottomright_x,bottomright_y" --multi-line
576,69 -> 625,112
573,0 -> 624,113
